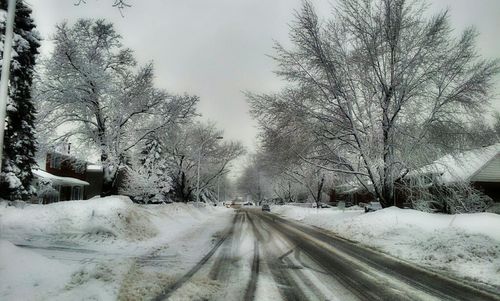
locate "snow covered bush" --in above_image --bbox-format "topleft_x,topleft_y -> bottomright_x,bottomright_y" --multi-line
439,185 -> 493,214
35,178 -> 58,204
410,183 -> 493,214
119,167 -> 172,204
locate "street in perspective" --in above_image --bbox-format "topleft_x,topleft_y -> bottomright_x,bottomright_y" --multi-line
1,0 -> 500,300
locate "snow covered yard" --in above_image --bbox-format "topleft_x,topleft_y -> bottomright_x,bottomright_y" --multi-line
0,197 -> 233,300
272,205 -> 500,291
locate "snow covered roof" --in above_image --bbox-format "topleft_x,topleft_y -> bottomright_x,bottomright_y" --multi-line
409,144 -> 500,184
32,169 -> 89,186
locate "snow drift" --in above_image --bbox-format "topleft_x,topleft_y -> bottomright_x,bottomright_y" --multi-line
0,196 -> 157,241
0,196 -> 228,246
0,197 -> 232,300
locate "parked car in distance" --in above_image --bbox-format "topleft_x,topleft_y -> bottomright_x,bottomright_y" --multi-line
243,201 -> 254,206
262,204 -> 271,212
365,201 -> 382,213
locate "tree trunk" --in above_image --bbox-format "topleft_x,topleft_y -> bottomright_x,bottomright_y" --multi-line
172,171 -> 190,202
101,167 -> 119,196
100,152 -> 119,197
380,93 -> 396,208
101,176 -> 118,196
315,175 -> 325,208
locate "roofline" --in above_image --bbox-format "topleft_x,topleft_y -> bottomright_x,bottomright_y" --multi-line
32,169 -> 90,186
468,152 -> 500,182
408,144 -> 500,183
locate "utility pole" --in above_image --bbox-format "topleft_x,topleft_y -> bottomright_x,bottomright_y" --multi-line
0,0 -> 17,173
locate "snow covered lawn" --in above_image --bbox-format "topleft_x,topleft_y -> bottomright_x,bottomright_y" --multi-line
0,197 -> 233,300
272,205 -> 500,291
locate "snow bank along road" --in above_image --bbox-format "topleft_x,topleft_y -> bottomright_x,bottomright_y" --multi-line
152,208 -> 500,301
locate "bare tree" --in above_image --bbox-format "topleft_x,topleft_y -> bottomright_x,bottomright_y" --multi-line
147,122 -> 245,202
248,0 -> 499,207
237,153 -> 271,203
259,138 -> 331,207
35,19 -> 198,195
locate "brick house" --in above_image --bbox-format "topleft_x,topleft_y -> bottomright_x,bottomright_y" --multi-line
32,151 -> 104,203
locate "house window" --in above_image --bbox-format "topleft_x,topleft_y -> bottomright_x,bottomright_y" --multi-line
72,186 -> 82,200
50,154 -> 61,169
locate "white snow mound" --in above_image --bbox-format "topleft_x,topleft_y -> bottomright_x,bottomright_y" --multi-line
0,196 -> 157,240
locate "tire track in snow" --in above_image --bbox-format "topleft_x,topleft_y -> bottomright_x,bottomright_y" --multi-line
243,211 -> 260,301
258,211 -> 415,300
258,211 -> 500,301
151,213 -> 239,301
247,212 -> 308,301
207,212 -> 244,280
243,240 -> 260,301
252,211 -> 343,301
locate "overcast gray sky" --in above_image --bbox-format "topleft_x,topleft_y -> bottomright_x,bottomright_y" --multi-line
28,0 -> 500,168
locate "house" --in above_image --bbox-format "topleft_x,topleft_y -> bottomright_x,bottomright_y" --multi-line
330,143 -> 500,207
32,169 -> 89,203
32,150 -> 104,203
406,143 -> 500,203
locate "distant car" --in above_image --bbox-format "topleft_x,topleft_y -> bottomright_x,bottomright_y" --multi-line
364,202 -> 382,213
243,202 -> 254,206
262,204 -> 271,212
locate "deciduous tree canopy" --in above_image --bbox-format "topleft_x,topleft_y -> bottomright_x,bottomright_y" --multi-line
248,0 -> 499,207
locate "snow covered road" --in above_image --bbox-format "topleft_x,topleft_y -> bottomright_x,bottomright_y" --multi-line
151,208 -> 500,301
2,200 -> 499,300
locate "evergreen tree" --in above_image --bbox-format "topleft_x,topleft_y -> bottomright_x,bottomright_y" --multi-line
0,1 -> 40,200
135,135 -> 172,201
139,136 -> 164,174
